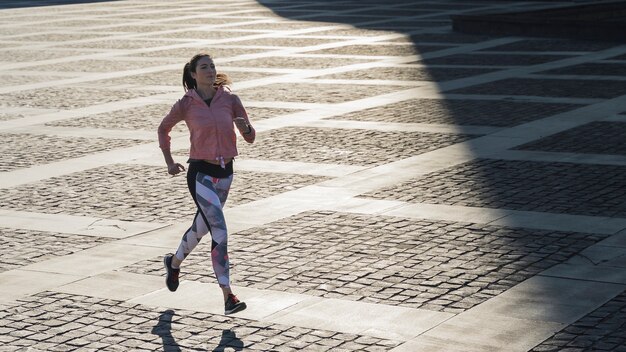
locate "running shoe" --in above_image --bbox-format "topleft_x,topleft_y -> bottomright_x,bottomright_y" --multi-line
225,294 -> 247,315
163,254 -> 180,292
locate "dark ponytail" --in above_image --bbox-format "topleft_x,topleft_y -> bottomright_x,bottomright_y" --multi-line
182,53 -> 232,92
182,61 -> 196,92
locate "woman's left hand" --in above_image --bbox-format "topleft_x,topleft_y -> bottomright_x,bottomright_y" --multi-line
234,117 -> 250,133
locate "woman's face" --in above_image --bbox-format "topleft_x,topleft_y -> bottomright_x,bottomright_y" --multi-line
191,56 -> 216,86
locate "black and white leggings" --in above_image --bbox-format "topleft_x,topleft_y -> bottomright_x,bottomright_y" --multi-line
174,161 -> 233,287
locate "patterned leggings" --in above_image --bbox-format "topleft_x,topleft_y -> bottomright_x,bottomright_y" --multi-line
174,170 -> 233,287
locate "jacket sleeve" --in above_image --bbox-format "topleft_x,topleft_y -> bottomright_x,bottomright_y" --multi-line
157,98 -> 186,151
232,94 -> 255,143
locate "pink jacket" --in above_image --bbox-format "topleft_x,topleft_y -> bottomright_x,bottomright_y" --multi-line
158,85 -> 255,162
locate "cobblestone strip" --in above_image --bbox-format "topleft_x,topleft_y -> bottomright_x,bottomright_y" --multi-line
448,77 -> 626,99
236,126 -> 478,166
0,93 -> 180,132
514,121 -> 626,156
19,58 -> 180,74
362,159 -> 626,218
0,164 -> 330,223
123,211 -> 607,314
45,105 -> 303,130
420,53 -> 572,66
0,291 -> 401,351
328,98 -> 581,127
477,38 -> 619,52
537,62 -> 626,77
44,103 -> 179,131
0,133 -> 149,172
236,82 -> 404,104
530,288 -> 626,352
0,228 -> 113,274
0,86 -> 158,109
317,65 -> 497,82
87,67 -> 276,88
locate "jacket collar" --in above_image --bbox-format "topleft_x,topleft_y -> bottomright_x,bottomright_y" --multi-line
187,85 -> 230,103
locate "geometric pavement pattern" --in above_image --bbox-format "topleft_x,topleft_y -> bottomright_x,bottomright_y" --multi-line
125,211 -> 608,313
2,0 -> 626,351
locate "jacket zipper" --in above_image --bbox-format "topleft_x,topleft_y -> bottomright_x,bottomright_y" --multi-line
205,89 -> 226,169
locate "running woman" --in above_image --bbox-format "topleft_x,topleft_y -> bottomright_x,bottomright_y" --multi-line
157,53 -> 255,315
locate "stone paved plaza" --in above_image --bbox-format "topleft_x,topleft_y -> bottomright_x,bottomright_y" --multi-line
1,0 -> 626,351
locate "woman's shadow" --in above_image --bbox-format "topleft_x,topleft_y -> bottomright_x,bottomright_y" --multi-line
151,310 -> 182,352
152,310 -> 244,352
213,329 -> 244,352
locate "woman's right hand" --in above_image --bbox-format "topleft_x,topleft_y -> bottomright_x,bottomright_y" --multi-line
167,162 -> 185,176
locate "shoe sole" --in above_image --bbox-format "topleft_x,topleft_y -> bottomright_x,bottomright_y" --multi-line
225,302 -> 247,315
